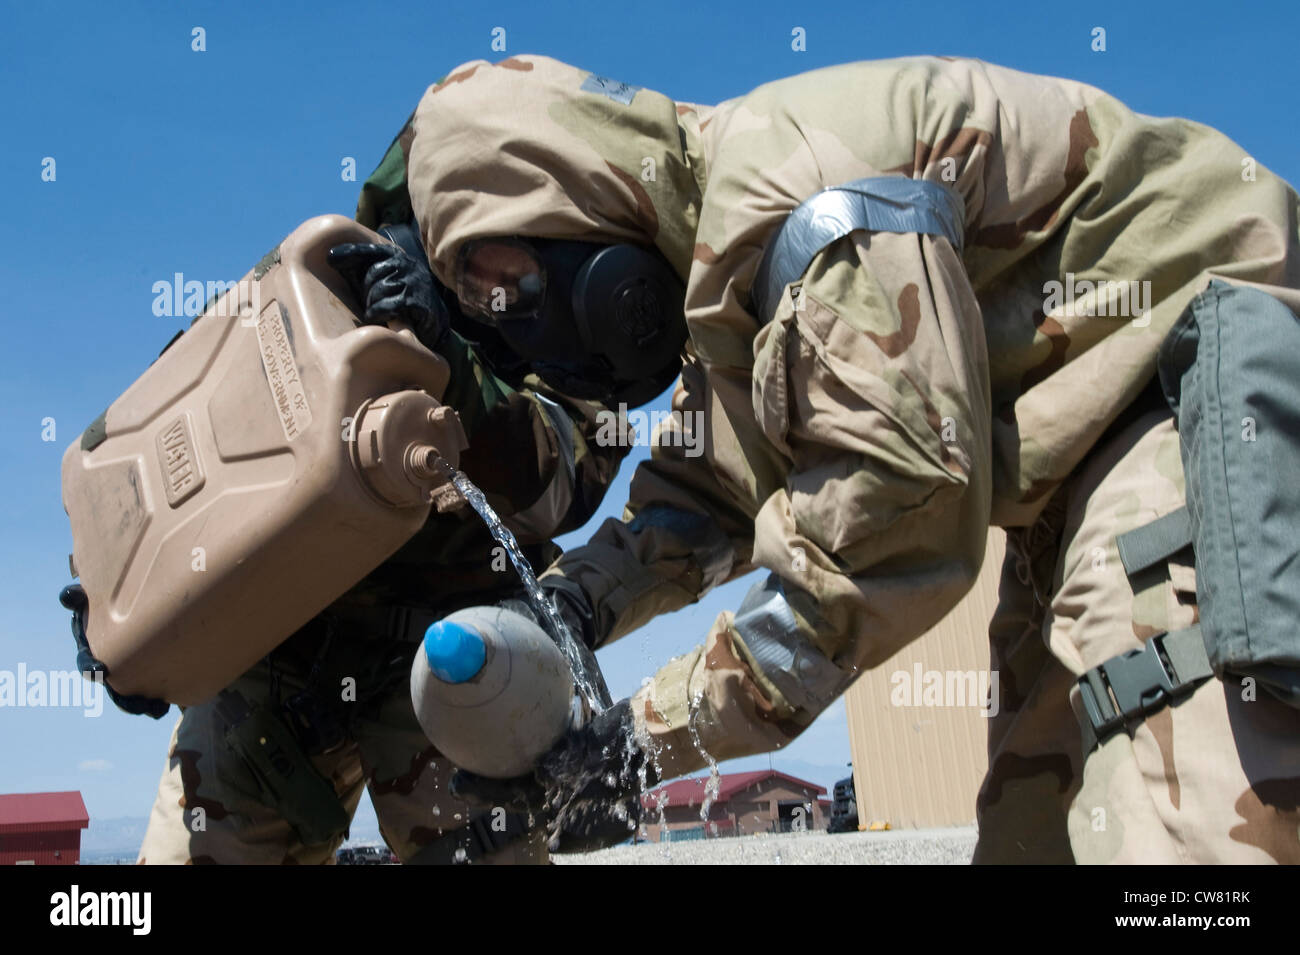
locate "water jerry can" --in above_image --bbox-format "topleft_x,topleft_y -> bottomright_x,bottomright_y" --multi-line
61,215 -> 468,705
411,607 -> 575,779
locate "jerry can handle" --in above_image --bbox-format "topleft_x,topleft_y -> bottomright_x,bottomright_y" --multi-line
59,584 -> 170,719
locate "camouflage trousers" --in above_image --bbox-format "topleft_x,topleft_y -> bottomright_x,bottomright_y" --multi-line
974,406 -> 1300,863
136,650 -> 548,865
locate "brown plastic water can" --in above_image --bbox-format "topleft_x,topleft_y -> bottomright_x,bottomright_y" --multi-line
61,216 -> 467,705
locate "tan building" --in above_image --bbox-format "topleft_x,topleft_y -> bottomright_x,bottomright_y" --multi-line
640,771 -> 829,842
844,531 -> 1005,829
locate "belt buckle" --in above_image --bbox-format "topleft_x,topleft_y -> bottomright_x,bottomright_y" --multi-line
1078,635 -> 1182,744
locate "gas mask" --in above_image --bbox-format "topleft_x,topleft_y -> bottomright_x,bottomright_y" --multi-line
454,236 -> 687,408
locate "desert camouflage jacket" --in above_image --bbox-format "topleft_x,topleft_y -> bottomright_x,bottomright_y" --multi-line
405,55 -> 1300,777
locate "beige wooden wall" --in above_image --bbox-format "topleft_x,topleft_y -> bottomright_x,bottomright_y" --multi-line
844,530 -> 1005,829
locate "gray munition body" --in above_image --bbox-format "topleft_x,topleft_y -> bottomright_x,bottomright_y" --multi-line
410,606 -> 574,779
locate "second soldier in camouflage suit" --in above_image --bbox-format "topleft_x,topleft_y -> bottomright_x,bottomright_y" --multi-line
135,133 -> 631,863
406,55 -> 1300,863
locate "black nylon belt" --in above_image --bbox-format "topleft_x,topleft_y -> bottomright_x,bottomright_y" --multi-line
1076,626 -> 1214,753
1075,508 -> 1211,751
325,602 -> 441,644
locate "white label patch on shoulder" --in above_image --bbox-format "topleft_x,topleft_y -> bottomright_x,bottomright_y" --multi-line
580,74 -> 640,105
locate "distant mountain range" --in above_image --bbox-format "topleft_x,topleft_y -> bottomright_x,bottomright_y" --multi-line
80,816 -> 148,858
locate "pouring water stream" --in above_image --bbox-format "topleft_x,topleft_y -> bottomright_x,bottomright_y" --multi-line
440,463 -> 611,714
442,462 -> 725,843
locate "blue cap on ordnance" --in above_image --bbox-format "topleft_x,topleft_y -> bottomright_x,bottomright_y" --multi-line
422,621 -> 487,684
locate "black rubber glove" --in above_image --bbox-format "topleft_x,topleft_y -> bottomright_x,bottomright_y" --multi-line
59,584 -> 169,719
537,575 -> 601,652
450,698 -> 657,853
327,242 -> 448,349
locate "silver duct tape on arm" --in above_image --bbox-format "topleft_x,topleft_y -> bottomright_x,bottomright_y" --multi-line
752,177 -> 967,326
731,574 -> 849,715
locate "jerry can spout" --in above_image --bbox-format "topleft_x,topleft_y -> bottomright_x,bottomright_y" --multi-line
349,391 -> 467,509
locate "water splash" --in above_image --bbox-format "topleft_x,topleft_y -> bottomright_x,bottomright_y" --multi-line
631,703 -> 671,852
687,691 -> 722,823
440,463 -> 609,713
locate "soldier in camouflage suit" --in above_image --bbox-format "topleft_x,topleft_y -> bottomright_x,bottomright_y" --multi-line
406,55 -> 1300,863
136,142 -> 632,863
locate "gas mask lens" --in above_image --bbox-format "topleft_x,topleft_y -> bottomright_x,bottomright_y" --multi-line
456,238 -> 545,322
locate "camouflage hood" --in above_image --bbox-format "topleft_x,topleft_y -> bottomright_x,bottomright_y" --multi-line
407,55 -> 712,287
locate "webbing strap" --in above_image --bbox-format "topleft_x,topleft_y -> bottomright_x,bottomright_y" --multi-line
752,176 -> 966,325
1076,626 -> 1213,753
1115,506 -> 1193,578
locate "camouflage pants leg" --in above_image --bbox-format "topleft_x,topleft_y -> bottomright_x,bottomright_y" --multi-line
354,678 -> 550,865
1058,409 -> 1300,862
138,660 -> 548,864
979,407 -> 1300,863
973,505 -> 1081,863
136,663 -> 366,865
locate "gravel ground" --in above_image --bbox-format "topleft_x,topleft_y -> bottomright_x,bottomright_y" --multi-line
553,826 -> 976,865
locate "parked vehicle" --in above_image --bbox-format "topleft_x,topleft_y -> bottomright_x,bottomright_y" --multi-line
828,774 -> 859,834
336,845 -> 394,865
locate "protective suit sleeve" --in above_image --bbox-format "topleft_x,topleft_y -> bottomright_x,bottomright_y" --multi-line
540,357 -> 758,648
634,228 -> 994,779
355,112 -> 416,232
496,378 -> 635,542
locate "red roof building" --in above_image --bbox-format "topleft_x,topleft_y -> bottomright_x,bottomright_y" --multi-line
0,791 -> 90,865
639,771 -> 828,842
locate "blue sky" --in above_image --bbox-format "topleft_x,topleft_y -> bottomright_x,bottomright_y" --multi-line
2,0 -> 1298,838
